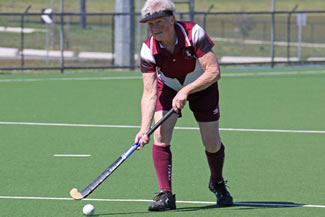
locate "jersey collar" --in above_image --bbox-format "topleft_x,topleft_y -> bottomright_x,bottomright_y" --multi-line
150,22 -> 191,55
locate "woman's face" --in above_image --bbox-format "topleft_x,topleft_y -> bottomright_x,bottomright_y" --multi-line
147,16 -> 175,42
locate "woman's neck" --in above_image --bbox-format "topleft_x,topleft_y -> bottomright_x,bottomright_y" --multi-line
161,31 -> 177,54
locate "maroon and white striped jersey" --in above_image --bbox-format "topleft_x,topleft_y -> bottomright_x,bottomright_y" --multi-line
140,21 -> 215,91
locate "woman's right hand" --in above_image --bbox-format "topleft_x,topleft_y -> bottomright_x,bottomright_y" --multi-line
134,130 -> 150,150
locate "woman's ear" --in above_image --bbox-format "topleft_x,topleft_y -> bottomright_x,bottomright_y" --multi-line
170,15 -> 176,24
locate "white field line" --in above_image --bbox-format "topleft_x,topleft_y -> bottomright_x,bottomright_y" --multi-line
53,154 -> 91,157
222,70 -> 325,77
0,76 -> 142,83
211,37 -> 325,48
0,121 -> 324,134
0,195 -> 324,208
0,70 -> 325,83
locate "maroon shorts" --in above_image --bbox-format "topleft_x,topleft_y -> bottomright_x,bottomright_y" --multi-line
156,80 -> 220,122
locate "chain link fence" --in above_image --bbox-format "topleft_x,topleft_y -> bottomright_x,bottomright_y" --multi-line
1,10 -> 325,72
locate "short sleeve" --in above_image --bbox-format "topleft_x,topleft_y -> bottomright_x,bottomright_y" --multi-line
140,43 -> 156,73
191,24 -> 215,58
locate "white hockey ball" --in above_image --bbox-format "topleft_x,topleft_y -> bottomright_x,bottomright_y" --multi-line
82,204 -> 95,216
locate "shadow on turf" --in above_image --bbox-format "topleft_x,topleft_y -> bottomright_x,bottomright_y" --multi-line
91,202 -> 302,216
90,212 -> 150,216
232,201 -> 305,210
166,201 -> 302,212
91,205 -> 218,216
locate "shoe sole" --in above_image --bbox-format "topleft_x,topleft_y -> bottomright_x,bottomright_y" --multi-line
148,207 -> 176,211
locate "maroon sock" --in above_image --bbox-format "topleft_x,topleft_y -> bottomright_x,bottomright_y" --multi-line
152,144 -> 172,192
205,143 -> 225,183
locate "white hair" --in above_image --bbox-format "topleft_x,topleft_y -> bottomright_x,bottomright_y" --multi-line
141,0 -> 176,18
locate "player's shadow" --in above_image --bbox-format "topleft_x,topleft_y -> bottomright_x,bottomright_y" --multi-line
232,201 -> 304,210
92,212 -> 151,216
175,201 -> 303,212
92,201 -> 303,216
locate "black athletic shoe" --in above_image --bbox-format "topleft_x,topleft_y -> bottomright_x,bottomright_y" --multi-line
209,180 -> 233,207
148,191 -> 176,211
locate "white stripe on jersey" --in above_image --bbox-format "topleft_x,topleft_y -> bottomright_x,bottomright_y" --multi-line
158,66 -> 203,91
191,24 -> 206,45
175,22 -> 191,47
140,42 -> 156,64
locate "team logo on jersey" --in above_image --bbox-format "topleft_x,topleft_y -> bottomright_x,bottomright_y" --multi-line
213,108 -> 219,115
182,48 -> 194,60
156,66 -> 162,75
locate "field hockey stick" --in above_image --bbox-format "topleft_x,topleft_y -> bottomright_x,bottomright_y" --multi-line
70,108 -> 176,200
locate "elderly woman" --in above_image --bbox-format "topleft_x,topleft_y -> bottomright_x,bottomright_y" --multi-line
134,0 -> 233,211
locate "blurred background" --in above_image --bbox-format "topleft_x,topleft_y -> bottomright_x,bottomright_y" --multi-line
0,0 -> 324,72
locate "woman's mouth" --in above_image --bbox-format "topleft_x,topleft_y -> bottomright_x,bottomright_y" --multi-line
154,32 -> 163,37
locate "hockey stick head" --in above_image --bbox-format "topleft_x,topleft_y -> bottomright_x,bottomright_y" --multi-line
69,109 -> 176,200
70,188 -> 84,200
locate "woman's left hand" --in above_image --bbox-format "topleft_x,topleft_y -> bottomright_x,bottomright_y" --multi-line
172,89 -> 188,112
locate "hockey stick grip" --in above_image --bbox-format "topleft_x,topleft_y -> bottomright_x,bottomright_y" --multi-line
146,108 -> 176,137
124,109 -> 176,158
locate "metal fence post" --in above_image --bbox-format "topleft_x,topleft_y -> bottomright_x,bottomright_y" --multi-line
130,1 -> 135,69
114,0 -> 135,69
60,0 -> 65,73
80,0 -> 86,29
189,0 -> 195,22
111,14 -> 115,65
270,0 -> 275,68
287,5 -> 298,62
20,5 -> 31,71
203,4 -> 214,30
